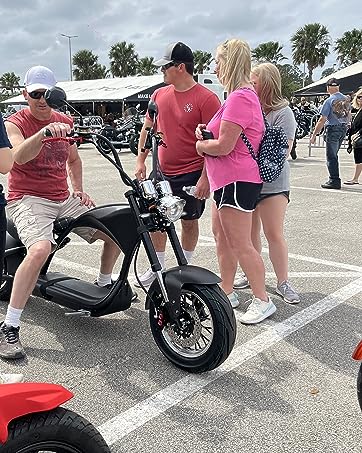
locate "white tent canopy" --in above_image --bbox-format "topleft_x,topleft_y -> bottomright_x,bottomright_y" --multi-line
295,61 -> 362,96
2,74 -> 165,104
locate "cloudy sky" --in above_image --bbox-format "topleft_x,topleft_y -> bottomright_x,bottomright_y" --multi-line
0,0 -> 359,84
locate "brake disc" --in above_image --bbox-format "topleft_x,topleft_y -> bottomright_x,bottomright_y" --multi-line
165,305 -> 203,348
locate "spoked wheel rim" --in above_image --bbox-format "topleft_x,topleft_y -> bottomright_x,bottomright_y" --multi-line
162,289 -> 214,358
15,440 -> 83,452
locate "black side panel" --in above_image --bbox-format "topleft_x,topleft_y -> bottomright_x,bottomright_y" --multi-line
69,204 -> 140,255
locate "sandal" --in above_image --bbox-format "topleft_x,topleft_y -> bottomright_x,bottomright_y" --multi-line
344,180 -> 359,185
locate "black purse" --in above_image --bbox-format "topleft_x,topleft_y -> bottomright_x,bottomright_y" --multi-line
351,131 -> 362,149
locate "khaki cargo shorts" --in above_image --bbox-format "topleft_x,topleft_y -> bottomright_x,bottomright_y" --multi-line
6,195 -> 97,249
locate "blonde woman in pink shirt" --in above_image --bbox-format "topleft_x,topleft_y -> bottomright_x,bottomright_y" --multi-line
195,39 -> 276,324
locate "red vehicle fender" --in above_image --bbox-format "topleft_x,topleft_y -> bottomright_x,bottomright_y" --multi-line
0,383 -> 73,444
352,340 -> 362,361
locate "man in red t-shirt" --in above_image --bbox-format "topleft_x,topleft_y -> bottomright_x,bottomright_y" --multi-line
135,42 -> 221,286
0,66 -> 121,360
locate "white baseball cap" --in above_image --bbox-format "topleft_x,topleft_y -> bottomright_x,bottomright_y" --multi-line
24,65 -> 57,93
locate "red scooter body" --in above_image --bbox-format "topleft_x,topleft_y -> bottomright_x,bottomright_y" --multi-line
0,383 -> 73,444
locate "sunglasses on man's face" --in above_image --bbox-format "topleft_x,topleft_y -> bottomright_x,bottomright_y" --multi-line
28,90 -> 46,99
161,62 -> 181,71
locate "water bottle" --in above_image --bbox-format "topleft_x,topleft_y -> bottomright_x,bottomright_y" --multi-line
182,185 -> 197,197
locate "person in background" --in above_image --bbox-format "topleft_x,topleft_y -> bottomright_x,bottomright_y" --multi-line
0,66 -> 122,360
344,87 -> 362,185
195,38 -> 276,324
234,63 -> 300,305
135,42 -> 220,287
0,112 -> 24,383
310,78 -> 350,189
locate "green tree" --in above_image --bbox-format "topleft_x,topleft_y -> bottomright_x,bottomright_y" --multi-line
73,50 -> 109,80
335,29 -> 362,67
252,41 -> 286,65
321,67 -> 336,78
137,57 -> 158,75
291,23 -> 331,81
277,64 -> 304,99
193,50 -> 214,74
0,72 -> 21,94
109,41 -> 139,77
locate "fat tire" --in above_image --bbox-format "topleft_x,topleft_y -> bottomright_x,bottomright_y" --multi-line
149,284 -> 236,373
357,362 -> 362,411
0,407 -> 111,453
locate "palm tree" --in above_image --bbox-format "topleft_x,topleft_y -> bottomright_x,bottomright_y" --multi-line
109,41 -> 139,77
321,67 -> 336,78
73,50 -> 109,80
193,50 -> 214,74
252,41 -> 286,65
335,29 -> 362,67
291,23 -> 331,81
137,57 -> 158,76
0,72 -> 21,94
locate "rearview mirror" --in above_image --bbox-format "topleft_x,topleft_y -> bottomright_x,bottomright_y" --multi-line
147,100 -> 158,120
44,86 -> 67,109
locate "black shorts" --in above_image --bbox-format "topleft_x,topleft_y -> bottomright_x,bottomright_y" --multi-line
155,170 -> 206,220
257,191 -> 290,204
214,181 -> 263,212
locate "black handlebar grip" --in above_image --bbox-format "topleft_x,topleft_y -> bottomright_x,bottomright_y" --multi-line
43,128 -> 74,137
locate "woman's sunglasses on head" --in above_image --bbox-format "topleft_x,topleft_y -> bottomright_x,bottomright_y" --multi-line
28,90 -> 46,99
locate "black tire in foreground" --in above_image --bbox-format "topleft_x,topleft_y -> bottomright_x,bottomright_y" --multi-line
357,362 -> 362,411
149,284 -> 236,373
0,407 -> 111,453
0,260 -> 13,302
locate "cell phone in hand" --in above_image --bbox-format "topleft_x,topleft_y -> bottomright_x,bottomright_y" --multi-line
201,129 -> 214,140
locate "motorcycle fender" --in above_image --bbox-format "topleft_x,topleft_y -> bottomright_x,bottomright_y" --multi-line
0,383 -> 73,444
145,265 -> 221,319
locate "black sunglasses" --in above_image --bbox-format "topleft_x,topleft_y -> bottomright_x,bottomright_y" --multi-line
161,61 -> 182,71
28,90 -> 46,99
356,95 -> 362,100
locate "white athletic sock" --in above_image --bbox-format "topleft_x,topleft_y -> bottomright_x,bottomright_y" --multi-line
4,306 -> 24,328
155,251 -> 166,269
97,272 -> 112,286
183,249 -> 194,264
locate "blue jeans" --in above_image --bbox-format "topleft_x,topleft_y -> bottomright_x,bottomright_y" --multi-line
325,125 -> 347,182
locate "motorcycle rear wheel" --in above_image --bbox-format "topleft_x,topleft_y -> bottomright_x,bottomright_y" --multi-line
148,284 -> 236,373
0,407 -> 110,453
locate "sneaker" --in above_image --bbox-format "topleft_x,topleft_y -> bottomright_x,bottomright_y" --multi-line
321,181 -> 341,190
240,297 -> 276,325
233,273 -> 250,290
227,292 -> 240,309
0,373 -> 24,384
0,323 -> 26,359
276,280 -> 300,304
93,280 -> 138,301
134,268 -> 158,288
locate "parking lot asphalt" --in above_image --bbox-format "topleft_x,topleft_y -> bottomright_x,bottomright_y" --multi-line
1,140 -> 361,453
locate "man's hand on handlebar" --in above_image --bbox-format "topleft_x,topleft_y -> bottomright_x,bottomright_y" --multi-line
72,191 -> 95,208
42,122 -> 72,138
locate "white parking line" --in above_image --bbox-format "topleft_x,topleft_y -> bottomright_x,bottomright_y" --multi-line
98,276 -> 362,445
290,185 -> 362,195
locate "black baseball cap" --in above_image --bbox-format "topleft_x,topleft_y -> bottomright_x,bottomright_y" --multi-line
326,77 -> 340,86
154,42 -> 194,66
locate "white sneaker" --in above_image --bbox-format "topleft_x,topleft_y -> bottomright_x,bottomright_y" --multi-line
233,273 -> 250,289
227,291 -> 240,309
0,373 -> 24,384
135,268 -> 163,288
240,296 -> 276,324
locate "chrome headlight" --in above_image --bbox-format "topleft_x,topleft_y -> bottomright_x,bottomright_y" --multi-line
156,180 -> 173,196
157,195 -> 186,222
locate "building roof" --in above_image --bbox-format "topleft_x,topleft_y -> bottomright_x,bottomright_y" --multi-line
2,74 -> 165,104
295,61 -> 362,96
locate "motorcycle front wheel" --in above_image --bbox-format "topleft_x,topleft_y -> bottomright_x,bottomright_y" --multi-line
149,284 -> 236,373
295,125 -> 307,140
128,134 -> 139,156
0,407 -> 110,453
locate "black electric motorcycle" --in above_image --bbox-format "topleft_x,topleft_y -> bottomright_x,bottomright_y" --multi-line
1,87 -> 236,373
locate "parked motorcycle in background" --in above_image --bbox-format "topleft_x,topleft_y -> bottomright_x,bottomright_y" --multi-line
97,105 -> 143,156
293,105 -> 320,140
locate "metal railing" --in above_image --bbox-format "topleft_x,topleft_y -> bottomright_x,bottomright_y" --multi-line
307,114 -> 349,157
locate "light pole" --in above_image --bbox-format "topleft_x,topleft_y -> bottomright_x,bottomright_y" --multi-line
61,34 -> 78,81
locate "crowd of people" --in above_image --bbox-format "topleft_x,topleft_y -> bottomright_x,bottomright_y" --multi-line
0,39 -> 360,381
